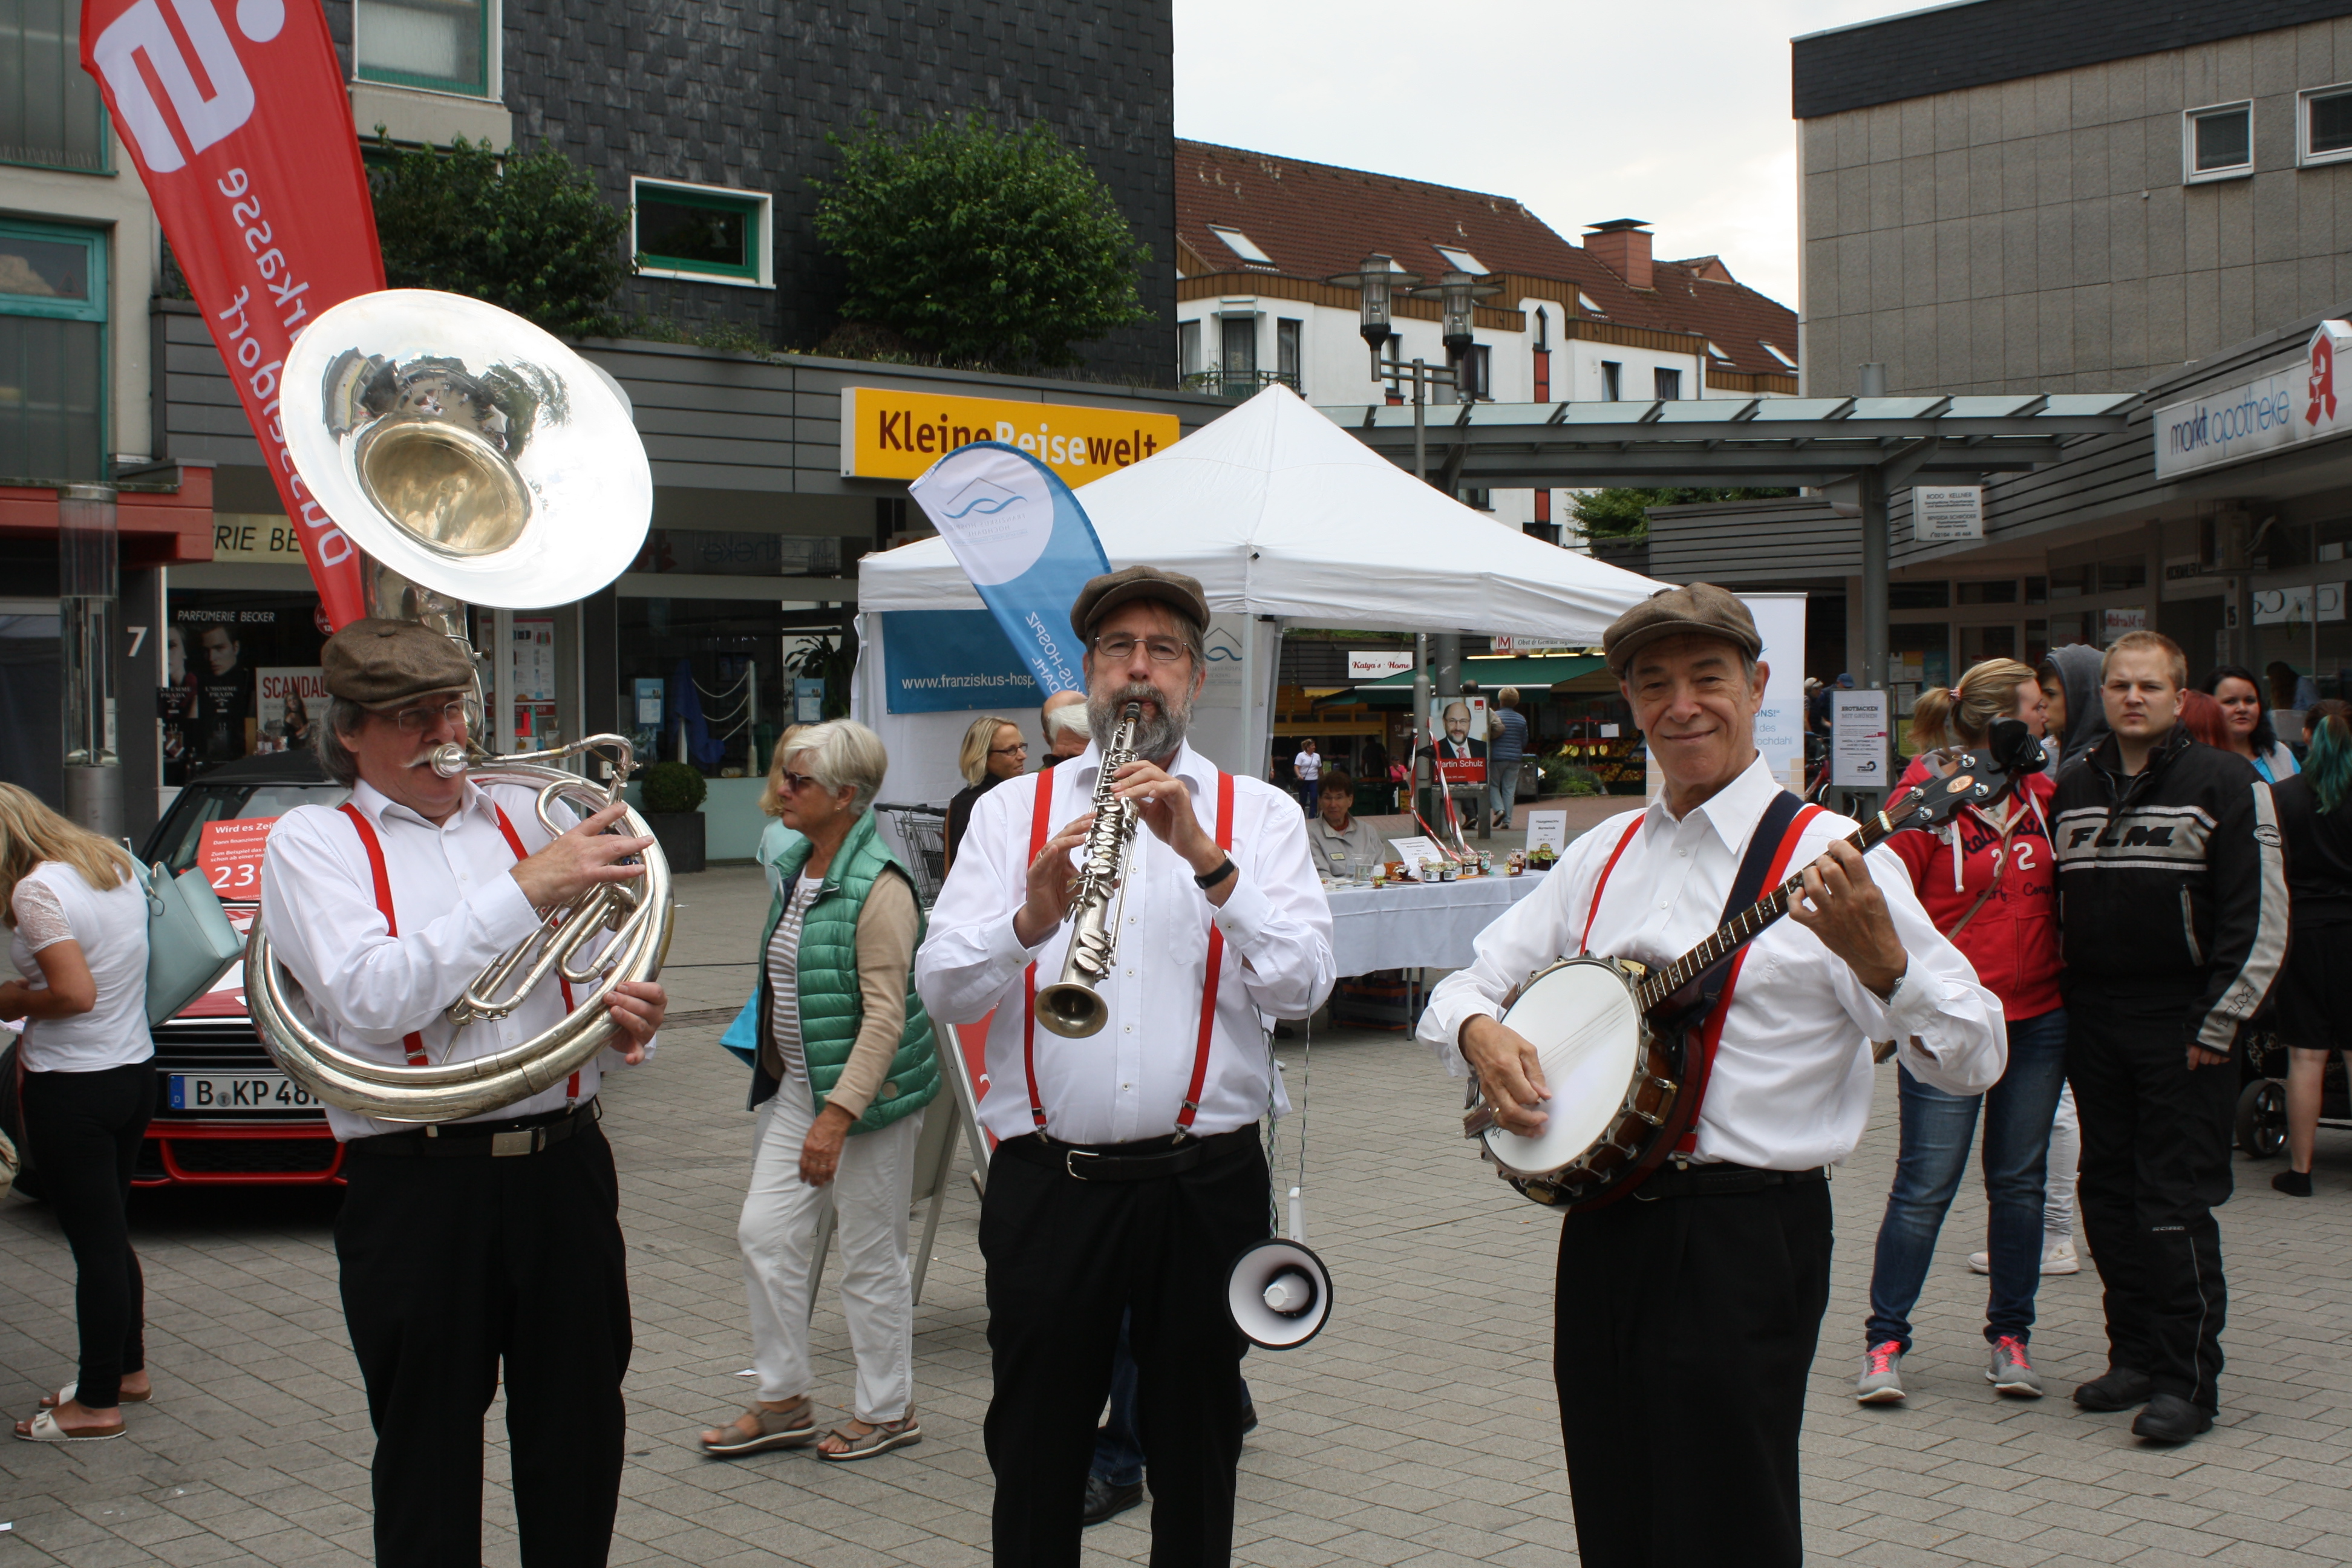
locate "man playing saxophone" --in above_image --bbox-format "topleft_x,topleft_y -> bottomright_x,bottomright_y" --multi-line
258,618 -> 667,1568
916,566 -> 1333,1566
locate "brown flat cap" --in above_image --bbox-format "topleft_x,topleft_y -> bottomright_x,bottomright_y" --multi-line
321,618 -> 478,708
1602,582 -> 1762,674
1069,564 -> 1209,642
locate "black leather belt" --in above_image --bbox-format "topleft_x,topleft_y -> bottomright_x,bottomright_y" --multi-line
345,1099 -> 599,1160
1000,1126 -> 1255,1183
1633,1160 -> 1829,1201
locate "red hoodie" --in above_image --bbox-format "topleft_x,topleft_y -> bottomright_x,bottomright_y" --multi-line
1885,754 -> 2062,1021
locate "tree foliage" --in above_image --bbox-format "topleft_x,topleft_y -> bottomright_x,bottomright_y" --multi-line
1570,487 -> 1794,540
368,135 -> 632,338
811,113 -> 1151,369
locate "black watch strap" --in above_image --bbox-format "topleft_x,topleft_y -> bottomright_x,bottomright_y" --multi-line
1194,857 -> 1237,890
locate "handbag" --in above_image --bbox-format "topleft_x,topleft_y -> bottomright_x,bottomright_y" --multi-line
718,988 -> 759,1068
137,862 -> 244,1025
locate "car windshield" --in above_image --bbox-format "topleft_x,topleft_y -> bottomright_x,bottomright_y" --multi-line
146,782 -> 351,886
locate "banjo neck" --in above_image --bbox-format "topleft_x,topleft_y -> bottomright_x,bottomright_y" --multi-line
1628,797 -> 1921,1016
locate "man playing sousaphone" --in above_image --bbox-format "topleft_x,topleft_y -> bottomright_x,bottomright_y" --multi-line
1419,584 -> 2005,1567
260,618 -> 668,1567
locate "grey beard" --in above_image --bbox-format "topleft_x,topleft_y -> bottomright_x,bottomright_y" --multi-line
1090,681 -> 1190,759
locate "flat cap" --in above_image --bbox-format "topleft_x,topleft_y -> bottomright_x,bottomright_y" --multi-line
321,618 -> 477,708
1602,582 -> 1762,674
1069,564 -> 1209,643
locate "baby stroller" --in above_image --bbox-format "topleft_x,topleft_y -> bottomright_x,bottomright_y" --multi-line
2234,1030 -> 2352,1157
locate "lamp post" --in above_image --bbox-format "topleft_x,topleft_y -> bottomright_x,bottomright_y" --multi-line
60,484 -> 122,836
1331,256 -> 1505,487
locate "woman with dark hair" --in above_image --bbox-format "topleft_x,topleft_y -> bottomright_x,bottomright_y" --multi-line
2266,698 -> 2352,1195
2204,664 -> 2299,782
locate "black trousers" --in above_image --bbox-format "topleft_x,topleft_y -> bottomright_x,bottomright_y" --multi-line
336,1121 -> 633,1568
2066,987 -> 2235,1411
21,1062 -> 152,1410
1554,1178 -> 1834,1568
981,1129 -> 1267,1568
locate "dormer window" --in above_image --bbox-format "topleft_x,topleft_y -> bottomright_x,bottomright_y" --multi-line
1576,291 -> 1602,315
1760,341 -> 1797,369
1207,225 -> 1273,264
1434,245 -> 1487,273
1707,341 -> 1731,361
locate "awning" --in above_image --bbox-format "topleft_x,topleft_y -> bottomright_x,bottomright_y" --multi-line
1351,654 -> 1606,689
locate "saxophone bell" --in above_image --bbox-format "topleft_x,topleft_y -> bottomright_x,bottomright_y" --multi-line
1035,701 -> 1143,1039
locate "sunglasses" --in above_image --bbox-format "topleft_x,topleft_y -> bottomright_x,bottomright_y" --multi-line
777,768 -> 822,793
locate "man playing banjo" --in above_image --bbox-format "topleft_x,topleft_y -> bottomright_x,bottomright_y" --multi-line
1419,584 -> 2005,1567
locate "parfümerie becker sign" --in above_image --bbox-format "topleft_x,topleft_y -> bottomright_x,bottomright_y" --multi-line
2155,321 -> 2352,480
841,387 -> 1180,486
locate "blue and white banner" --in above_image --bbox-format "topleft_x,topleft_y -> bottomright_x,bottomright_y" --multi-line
880,610 -> 1039,714
908,441 -> 1111,700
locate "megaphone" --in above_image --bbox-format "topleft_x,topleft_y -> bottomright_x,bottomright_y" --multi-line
1226,1237 -> 1334,1350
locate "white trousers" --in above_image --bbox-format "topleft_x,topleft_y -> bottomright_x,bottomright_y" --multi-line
737,1088 -> 924,1422
2045,1082 -> 2080,1238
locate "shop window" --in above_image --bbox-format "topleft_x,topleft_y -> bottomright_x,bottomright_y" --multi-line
618,598 -> 809,778
0,221 -> 105,483
1,0 -> 106,171
355,0 -> 494,97
1890,624 -> 1950,719
1956,579 -> 2018,605
629,531 -> 839,577
2184,102 -> 2253,183
2300,84 -> 2352,167
631,179 -> 773,287
2097,557 -> 2147,592
1889,580 -> 1949,610
163,592 -> 333,785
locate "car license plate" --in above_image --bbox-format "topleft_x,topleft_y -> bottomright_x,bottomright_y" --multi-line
168,1072 -> 319,1111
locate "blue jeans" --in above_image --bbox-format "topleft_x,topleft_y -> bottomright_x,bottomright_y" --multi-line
1491,760 -> 1521,825
1864,1007 -> 2070,1351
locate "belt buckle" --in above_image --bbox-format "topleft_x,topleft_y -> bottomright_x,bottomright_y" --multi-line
491,1129 -> 535,1157
1064,1148 -> 1099,1181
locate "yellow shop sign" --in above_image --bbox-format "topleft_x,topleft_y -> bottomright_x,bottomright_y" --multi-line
840,387 -> 1180,485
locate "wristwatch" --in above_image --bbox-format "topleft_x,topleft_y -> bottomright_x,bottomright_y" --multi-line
1194,857 -> 1237,890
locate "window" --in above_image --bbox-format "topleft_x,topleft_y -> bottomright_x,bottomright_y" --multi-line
355,0 -> 494,97
1206,225 -> 1273,265
1275,319 -> 1301,390
2184,101 -> 2253,183
1,0 -> 106,171
1576,291 -> 1602,315
1653,367 -> 1681,400
1600,361 -> 1621,401
1956,579 -> 2019,604
630,179 -> 772,287
1457,344 -> 1492,400
2299,83 -> 2352,166
1705,341 -> 1731,362
1216,316 -> 1257,397
1760,341 -> 1797,369
1434,246 -> 1487,274
1178,319 -> 1203,380
0,222 -> 106,483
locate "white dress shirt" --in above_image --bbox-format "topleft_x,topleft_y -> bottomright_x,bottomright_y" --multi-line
261,777 -> 647,1142
1420,753 -> 2005,1171
915,738 -> 1335,1145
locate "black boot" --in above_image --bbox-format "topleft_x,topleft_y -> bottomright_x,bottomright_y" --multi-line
2073,1365 -> 2154,1411
2273,1169 -> 2313,1197
2132,1392 -> 2214,1443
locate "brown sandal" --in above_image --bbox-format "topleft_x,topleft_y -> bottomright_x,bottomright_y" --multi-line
817,1412 -> 921,1462
699,1396 -> 817,1457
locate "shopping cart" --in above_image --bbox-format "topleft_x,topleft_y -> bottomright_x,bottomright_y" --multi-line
875,803 -> 949,906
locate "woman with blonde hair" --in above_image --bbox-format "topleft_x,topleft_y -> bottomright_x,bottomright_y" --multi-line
1857,659 -> 2071,1405
942,713 -> 1026,873
1,783 -> 155,1443
702,720 -> 941,1461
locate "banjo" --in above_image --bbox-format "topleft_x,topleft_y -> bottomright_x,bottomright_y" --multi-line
1465,722 -> 2044,1211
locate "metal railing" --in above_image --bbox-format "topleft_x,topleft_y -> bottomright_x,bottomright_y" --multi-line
1181,368 -> 1302,399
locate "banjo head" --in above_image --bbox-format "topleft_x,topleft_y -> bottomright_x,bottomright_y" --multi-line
1482,957 -> 1644,1178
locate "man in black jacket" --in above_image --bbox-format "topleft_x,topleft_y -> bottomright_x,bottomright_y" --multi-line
2052,630 -> 2287,1443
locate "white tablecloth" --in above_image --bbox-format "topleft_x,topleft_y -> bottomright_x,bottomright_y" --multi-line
1323,871 -> 1550,975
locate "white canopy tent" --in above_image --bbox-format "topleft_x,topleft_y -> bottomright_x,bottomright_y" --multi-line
852,384 -> 1662,809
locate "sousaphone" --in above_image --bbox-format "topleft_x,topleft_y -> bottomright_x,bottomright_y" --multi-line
244,290 -> 673,1123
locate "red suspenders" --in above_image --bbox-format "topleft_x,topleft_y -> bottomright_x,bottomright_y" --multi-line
1019,766 -> 1236,1137
337,800 -> 579,1100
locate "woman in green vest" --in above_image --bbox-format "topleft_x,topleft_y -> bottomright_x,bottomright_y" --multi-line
698,719 -> 941,1463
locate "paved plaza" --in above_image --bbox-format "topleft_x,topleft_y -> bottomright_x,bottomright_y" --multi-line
7,862 -> 2352,1566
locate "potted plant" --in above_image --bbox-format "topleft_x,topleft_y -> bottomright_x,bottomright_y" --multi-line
639,761 -> 707,874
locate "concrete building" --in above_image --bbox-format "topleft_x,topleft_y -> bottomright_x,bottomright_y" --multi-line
0,0 -> 1201,847
1652,0 -> 2352,714
1172,141 -> 1800,544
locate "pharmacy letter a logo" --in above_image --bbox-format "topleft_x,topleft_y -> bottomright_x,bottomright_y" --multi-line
2305,320 -> 2352,436
90,0 -> 284,173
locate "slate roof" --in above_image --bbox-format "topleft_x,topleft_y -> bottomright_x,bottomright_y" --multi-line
1174,140 -> 1800,381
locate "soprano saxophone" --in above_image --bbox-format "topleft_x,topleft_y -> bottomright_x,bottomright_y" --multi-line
1035,702 -> 1143,1038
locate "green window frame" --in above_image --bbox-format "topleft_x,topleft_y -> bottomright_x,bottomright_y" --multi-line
631,180 -> 768,285
0,220 -> 108,483
354,0 -> 494,99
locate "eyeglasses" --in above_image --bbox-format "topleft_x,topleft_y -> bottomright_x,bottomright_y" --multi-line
777,769 -> 822,793
384,700 -> 468,735
1093,634 -> 1189,665
989,742 -> 1029,756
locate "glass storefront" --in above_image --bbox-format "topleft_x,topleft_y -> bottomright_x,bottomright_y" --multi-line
163,589 -> 330,784
617,596 -> 842,779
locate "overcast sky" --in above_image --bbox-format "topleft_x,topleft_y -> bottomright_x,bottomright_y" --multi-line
1171,0 -> 1902,309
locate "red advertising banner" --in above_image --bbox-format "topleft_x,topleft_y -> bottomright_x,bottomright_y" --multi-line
80,0 -> 380,629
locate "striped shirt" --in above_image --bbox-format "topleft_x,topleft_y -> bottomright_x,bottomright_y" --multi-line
763,875 -> 824,1083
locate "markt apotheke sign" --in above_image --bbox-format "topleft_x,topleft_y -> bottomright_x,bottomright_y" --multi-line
2155,320 -> 2352,480
840,387 -> 1181,485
